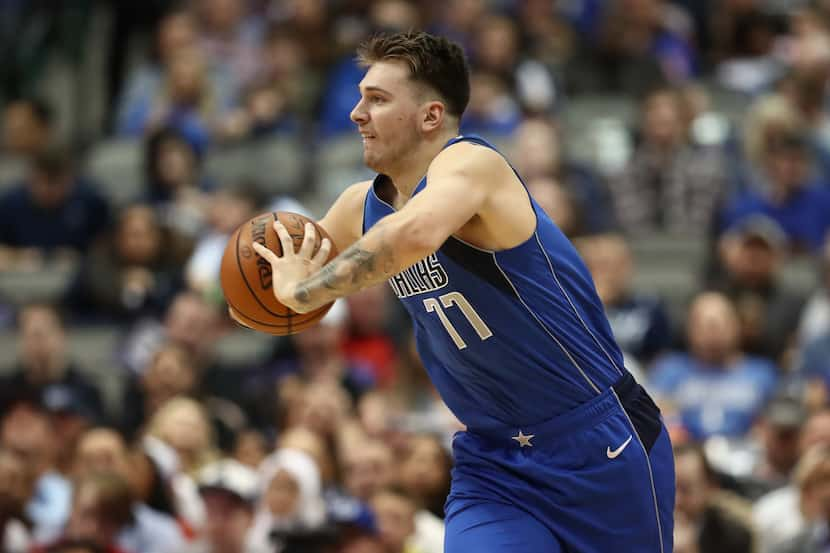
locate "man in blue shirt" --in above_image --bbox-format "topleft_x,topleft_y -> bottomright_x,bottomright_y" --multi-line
0,146 -> 110,268
719,133 -> 830,253
650,291 -> 778,439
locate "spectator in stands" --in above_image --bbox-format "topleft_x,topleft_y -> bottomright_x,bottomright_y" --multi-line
526,176 -> 584,238
250,448 -> 326,552
426,0 -> 486,52
0,449 -> 32,553
69,428 -> 187,553
718,131 -> 830,253
196,458 -> 262,553
736,394 -> 808,502
185,181 -> 262,294
257,25 -> 319,119
649,292 -> 778,439
673,443 -> 756,553
712,6 -> 787,94
278,426 -> 336,491
121,290 -> 223,378
0,304 -> 103,422
515,0 -> 578,71
369,0 -> 422,36
116,9 -> 200,134
469,14 -> 557,115
130,434 -> 201,537
341,439 -> 395,505
384,335 -> 464,445
121,344 -> 200,440
146,397 -> 219,479
460,71 -> 522,139
577,234 -> 673,366
709,215 -> 807,364
611,86 -> 727,236
119,46 -> 228,153
43,386 -> 99,477
289,301 -> 375,402
126,339 -> 249,451
66,205 -> 185,324
141,398 -> 219,533
266,0 -> 332,71
284,383 -> 353,462
1,97 -> 53,159
573,0 -> 696,95
196,0 -> 265,98
232,430 -> 268,470
35,472 -> 134,553
398,434 -> 450,553
510,117 -> 614,234
0,403 -> 70,541
355,391 -> 397,446
143,127 -> 213,239
0,146 -> 111,270
772,446 -> 830,553
370,486 -> 421,553
215,79 -> 297,142
735,94 -> 805,195
344,286 -> 399,388
777,13 -> 830,177
753,410 -> 830,552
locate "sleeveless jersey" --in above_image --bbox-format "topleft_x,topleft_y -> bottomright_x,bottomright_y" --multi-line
362,135 -> 628,431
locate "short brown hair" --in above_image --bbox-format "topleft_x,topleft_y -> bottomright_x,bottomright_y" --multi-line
357,31 -> 470,118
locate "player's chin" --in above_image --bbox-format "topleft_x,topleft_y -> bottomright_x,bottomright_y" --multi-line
363,152 -> 384,173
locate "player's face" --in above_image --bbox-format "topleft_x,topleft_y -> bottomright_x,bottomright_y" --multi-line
351,61 -> 423,173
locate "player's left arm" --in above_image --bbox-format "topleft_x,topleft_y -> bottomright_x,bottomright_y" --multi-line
255,143 -> 498,313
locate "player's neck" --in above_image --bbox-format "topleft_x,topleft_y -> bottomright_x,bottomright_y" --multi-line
386,128 -> 458,205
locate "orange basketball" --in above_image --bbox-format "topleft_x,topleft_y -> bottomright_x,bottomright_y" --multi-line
220,211 -> 339,335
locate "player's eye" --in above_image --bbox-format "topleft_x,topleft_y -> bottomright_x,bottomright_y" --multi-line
369,96 -> 385,104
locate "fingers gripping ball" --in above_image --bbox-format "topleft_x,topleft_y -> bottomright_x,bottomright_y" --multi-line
220,212 -> 339,335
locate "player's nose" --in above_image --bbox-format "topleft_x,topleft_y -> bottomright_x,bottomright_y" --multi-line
350,100 -> 368,124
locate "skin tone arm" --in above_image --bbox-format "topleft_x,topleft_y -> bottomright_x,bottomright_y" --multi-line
252,144 -> 499,314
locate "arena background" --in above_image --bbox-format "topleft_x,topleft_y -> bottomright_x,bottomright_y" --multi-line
0,1 -> 829,552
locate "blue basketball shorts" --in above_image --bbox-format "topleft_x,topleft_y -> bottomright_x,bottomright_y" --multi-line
444,372 -> 675,552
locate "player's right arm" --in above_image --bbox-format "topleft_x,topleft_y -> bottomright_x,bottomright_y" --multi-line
316,180 -> 372,253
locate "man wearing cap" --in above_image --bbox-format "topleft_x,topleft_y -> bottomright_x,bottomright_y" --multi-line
196,459 -> 263,553
710,214 -> 808,362
750,396 -> 809,495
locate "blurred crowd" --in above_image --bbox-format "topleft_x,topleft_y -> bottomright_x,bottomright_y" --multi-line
2,0 -> 830,552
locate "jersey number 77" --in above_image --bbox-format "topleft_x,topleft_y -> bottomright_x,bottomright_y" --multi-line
423,291 -> 493,350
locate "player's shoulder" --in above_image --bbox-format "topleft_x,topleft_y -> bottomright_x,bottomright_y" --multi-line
335,179 -> 374,208
428,139 -> 509,181
343,179 -> 374,198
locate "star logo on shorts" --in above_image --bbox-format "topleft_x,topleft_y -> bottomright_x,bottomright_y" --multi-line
511,430 -> 535,447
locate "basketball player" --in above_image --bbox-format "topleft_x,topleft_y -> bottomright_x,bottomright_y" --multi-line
244,31 -> 675,552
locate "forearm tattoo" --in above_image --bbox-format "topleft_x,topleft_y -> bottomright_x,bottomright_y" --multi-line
294,223 -> 398,307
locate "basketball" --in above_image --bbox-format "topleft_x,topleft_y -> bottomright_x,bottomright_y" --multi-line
220,211 -> 338,335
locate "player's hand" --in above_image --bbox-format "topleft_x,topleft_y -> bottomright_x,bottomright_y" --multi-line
252,220 -> 331,313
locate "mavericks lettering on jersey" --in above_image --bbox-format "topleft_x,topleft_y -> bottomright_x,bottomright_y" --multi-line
389,254 -> 449,299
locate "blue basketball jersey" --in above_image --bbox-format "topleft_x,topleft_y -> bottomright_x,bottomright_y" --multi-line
362,135 -> 628,431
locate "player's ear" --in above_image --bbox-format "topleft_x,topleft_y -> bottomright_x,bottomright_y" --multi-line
422,101 -> 444,133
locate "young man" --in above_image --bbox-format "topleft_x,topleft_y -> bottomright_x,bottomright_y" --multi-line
245,31 -> 675,552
